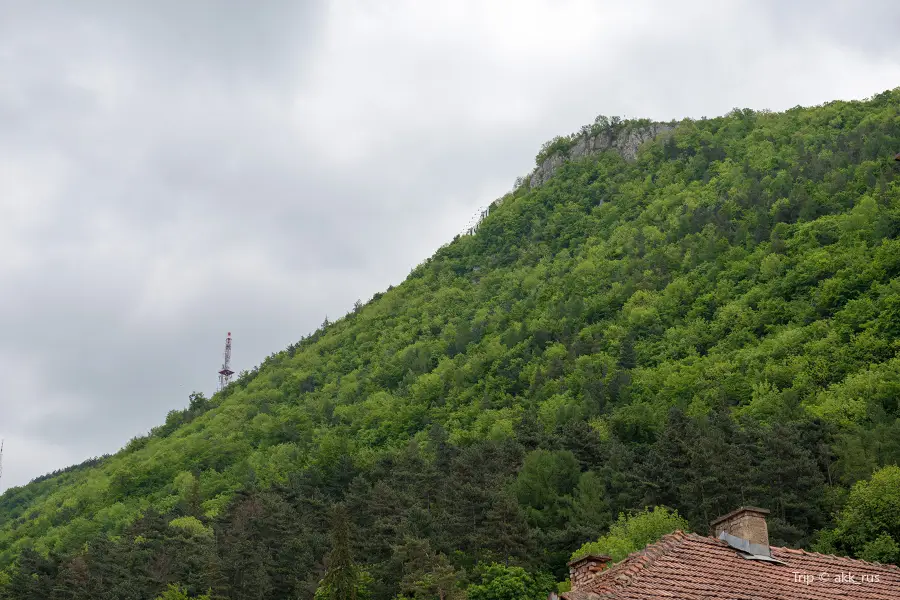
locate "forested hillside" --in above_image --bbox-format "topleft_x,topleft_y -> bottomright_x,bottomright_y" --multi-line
3,89 -> 900,599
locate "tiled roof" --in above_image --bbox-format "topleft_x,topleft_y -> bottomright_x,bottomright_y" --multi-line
562,531 -> 900,600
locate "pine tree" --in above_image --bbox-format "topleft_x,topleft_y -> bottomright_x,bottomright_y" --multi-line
392,537 -> 464,600
316,504 -> 365,600
6,548 -> 57,600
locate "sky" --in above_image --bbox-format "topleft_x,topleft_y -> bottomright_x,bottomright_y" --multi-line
0,0 -> 899,491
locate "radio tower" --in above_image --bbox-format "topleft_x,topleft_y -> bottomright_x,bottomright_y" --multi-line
0,440 -> 5,490
217,332 -> 234,392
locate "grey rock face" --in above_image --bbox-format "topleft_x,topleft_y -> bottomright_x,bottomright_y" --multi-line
462,121 -> 675,238
529,122 -> 674,188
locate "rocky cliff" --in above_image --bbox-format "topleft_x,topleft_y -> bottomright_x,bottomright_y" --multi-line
528,121 -> 675,188
469,119 -> 675,234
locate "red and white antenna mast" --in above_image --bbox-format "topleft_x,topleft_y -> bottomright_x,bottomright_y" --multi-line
0,440 -> 5,490
217,332 -> 234,391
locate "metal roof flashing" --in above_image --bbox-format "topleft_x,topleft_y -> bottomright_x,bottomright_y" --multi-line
718,531 -> 789,566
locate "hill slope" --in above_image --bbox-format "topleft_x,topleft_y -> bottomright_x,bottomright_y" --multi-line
3,89 -> 900,598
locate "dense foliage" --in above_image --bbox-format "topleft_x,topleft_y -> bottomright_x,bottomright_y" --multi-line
571,506 -> 689,563
815,465 -> 900,564
2,88 -> 900,598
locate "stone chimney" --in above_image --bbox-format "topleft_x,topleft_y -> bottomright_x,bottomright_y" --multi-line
568,554 -> 611,590
711,507 -> 770,546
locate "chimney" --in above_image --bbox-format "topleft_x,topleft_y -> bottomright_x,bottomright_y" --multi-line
711,506 -> 770,546
568,554 -> 611,590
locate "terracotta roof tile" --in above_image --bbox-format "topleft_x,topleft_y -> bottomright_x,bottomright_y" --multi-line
562,531 -> 900,600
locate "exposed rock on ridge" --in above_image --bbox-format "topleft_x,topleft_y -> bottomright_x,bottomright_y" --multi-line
529,121 -> 675,188
468,119 -> 675,233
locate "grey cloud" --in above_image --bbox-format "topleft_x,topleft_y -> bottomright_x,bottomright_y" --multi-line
757,0 -> 900,58
3,1 -> 323,80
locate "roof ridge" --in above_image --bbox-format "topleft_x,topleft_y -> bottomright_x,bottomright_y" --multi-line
698,530 -> 900,572
693,531 -> 900,570
771,544 -> 900,571
586,530 -> 693,595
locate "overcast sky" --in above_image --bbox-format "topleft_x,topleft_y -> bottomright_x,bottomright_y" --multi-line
1,0 -> 898,491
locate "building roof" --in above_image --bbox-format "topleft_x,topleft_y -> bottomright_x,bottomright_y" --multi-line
562,530 -> 900,600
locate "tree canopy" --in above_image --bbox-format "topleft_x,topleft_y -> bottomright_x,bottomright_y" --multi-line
3,88 -> 900,597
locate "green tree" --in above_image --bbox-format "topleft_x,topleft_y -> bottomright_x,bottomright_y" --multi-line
392,537 -> 464,600
466,564 -> 555,600
571,506 -> 689,563
567,471 -> 612,541
154,584 -> 211,600
814,465 -> 900,564
315,504 -> 369,600
5,548 -> 57,600
512,450 -> 580,530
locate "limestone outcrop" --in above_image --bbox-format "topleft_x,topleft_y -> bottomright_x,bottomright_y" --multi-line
529,121 -> 675,188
